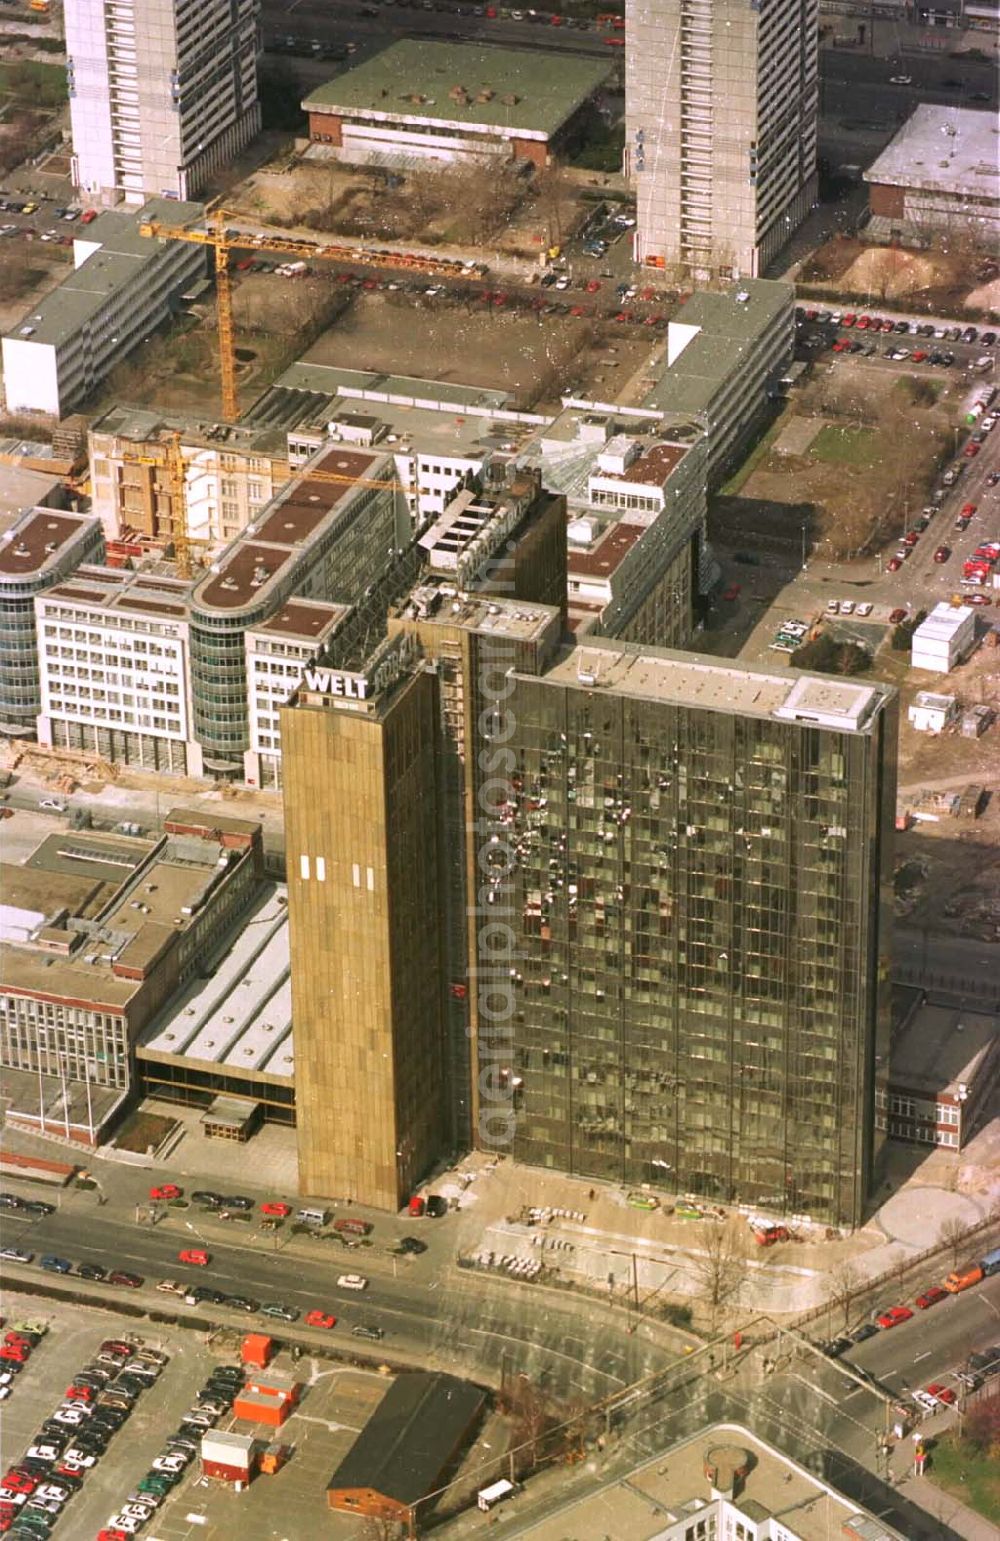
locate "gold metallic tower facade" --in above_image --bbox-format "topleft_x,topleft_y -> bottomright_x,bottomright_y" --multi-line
282,656 -> 445,1210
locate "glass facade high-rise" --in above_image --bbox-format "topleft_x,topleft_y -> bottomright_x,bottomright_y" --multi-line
479,644 -> 896,1228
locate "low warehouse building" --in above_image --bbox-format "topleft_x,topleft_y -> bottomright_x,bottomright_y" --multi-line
302,40 -> 610,169
910,602 -> 975,674
864,105 -> 999,248
327,1370 -> 486,1529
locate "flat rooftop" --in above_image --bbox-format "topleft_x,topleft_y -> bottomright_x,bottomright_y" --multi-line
913,602 -> 973,641
568,519 -> 644,579
2,826 -> 248,1008
191,444 -> 389,616
538,640 -> 891,733
254,599 -> 351,643
644,280 -> 793,417
302,39 -> 610,140
242,361 -> 518,432
864,105 -> 1000,200
890,1000 -> 999,1098
37,563 -> 192,621
90,402 -> 288,460
0,510 -> 99,579
512,1424 -> 904,1541
395,581 -> 561,644
0,466 -> 66,523
138,886 -> 294,1082
4,200 -> 203,351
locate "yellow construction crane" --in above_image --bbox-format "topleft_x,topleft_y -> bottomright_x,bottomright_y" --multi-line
139,208 -> 240,422
138,206 -> 486,423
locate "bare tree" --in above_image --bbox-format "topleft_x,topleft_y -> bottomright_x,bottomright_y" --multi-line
360,1517 -> 406,1541
938,1216 -> 970,1271
826,1259 -> 862,1331
689,1219 -> 748,1332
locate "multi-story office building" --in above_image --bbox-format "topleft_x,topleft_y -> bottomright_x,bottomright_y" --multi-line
285,599 -> 896,1225
0,814 -> 264,1142
66,0 -> 261,206
282,633 -> 447,1210
245,600 -> 351,790
36,565 -> 195,774
1,203 -> 206,419
0,508 -> 104,739
188,445 -> 407,778
495,643 -> 896,1227
88,406 -> 288,548
521,406 -> 708,644
643,281 -> 795,487
625,0 -> 818,278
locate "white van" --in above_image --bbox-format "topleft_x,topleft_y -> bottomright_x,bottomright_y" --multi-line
478,1479 -> 516,1512
296,1207 -> 329,1226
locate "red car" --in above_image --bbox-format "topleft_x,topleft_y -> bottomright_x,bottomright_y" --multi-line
305,1309 -> 337,1329
492,291 -> 508,306
960,502 -> 978,518
887,556 -> 902,572
721,584 -> 742,601
911,349 -> 928,362
98,1531 -> 130,1541
879,319 -> 894,333
569,305 -> 588,317
178,1249 -> 210,1267
107,1271 -> 143,1288
0,1346 -> 28,1364
65,1382 -> 95,1401
362,277 -> 378,290
585,279 -> 601,293
964,441 -> 980,457
933,546 -> 951,563
0,1474 -> 34,1496
832,338 -> 849,353
915,1285 -> 948,1310
149,1184 -> 182,1201
903,530 -> 919,547
842,313 -> 856,328
877,1305 -> 914,1329
856,316 -> 869,330
260,1202 -> 291,1218
966,593 -> 991,606
925,1381 -> 957,1406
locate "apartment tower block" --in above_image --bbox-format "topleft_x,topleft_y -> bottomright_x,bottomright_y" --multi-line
625,0 -> 819,278
66,0 -> 261,205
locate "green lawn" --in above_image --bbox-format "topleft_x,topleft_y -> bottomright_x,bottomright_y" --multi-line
0,60 -> 67,109
926,1433 -> 1000,1526
810,423 -> 879,467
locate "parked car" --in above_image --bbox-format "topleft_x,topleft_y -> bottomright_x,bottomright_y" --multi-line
304,1310 -> 337,1329
877,1305 -> 913,1329
337,1274 -> 368,1291
259,1303 -> 299,1322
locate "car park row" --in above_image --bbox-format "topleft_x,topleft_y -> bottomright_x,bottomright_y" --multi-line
0,1329 -> 168,1541
99,1360 -> 241,1539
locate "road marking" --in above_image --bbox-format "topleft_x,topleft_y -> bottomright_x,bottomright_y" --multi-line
913,1351 -> 932,1363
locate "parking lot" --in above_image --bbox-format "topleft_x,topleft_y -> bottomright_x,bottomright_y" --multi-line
0,1295 -> 392,1541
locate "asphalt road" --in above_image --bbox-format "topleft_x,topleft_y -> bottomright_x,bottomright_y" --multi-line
843,1275 -> 1000,1393
261,0 -> 998,101
1,1197 -> 670,1401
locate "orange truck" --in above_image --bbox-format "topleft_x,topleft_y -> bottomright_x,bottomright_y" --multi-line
943,1264 -> 984,1294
